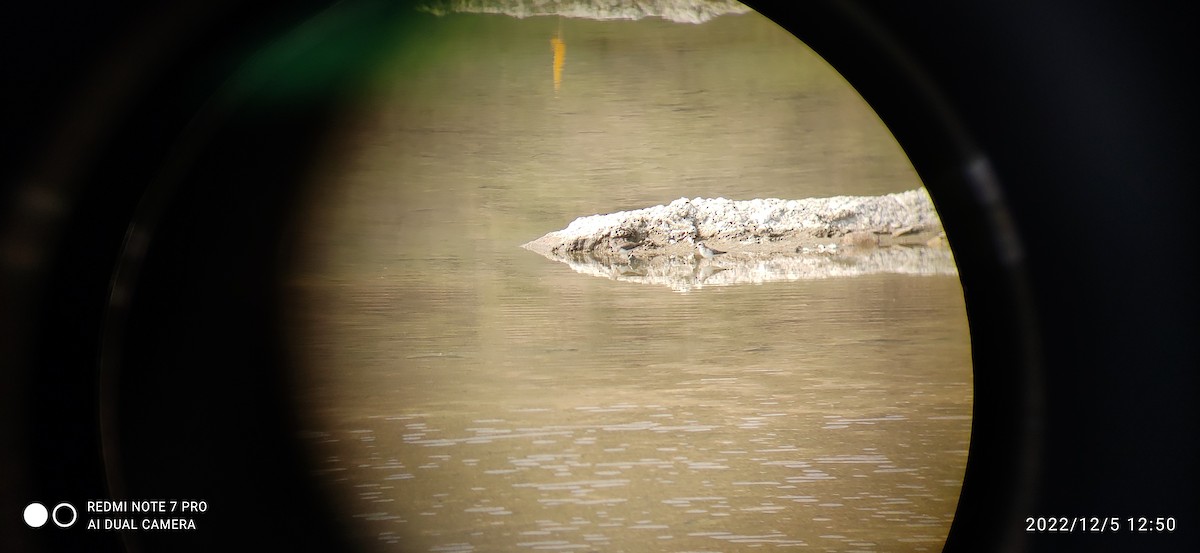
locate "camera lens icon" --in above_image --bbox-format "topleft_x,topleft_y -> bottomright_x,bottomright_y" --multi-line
23,503 -> 47,528
24,502 -> 77,528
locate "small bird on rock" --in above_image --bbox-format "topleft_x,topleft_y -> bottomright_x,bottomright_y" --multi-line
692,239 -> 725,260
611,238 -> 642,258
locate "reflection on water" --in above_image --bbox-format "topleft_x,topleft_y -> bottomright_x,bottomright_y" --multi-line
537,247 -> 959,293
285,6 -> 972,553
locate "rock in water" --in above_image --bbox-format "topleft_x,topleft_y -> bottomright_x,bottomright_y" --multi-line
521,188 -> 945,261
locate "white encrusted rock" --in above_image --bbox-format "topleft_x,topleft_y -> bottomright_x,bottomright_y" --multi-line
522,188 -> 944,260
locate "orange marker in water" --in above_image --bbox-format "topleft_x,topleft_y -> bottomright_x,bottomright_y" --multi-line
551,34 -> 565,93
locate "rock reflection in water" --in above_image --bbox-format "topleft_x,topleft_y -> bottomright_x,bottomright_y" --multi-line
544,246 -> 958,292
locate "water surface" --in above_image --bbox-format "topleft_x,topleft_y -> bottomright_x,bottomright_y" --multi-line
285,8 -> 971,552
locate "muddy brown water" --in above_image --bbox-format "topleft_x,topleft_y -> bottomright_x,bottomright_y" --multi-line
284,8 -> 972,552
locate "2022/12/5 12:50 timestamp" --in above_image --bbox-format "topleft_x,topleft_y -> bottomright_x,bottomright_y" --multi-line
1025,516 -> 1177,533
